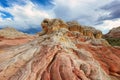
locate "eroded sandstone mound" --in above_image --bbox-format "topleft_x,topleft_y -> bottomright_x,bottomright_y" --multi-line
0,27 -> 28,39
0,27 -> 35,49
0,19 -> 120,80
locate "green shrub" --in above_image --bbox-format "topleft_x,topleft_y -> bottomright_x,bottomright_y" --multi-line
105,38 -> 120,46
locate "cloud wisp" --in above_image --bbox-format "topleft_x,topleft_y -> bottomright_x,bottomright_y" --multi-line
0,0 -> 120,34
99,0 -> 120,20
0,0 -> 53,31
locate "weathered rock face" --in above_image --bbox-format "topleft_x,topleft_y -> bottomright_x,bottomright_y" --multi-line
0,27 -> 29,39
83,26 -> 103,39
67,21 -> 84,34
0,37 -> 34,50
66,21 -> 103,39
104,26 -> 120,46
40,19 -> 103,39
104,26 -> 120,38
0,19 -> 120,80
41,19 -> 68,34
0,27 -> 35,49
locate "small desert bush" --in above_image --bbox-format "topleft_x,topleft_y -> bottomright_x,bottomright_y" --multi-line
105,38 -> 120,46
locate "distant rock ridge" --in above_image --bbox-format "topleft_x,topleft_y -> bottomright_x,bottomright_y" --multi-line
0,27 -> 35,49
104,26 -> 120,46
0,27 -> 28,39
104,26 -> 120,38
0,19 -> 120,80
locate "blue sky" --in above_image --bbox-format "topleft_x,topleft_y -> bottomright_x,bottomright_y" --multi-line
0,0 -> 120,34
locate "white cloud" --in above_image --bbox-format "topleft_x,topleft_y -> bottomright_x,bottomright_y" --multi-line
53,0 -> 113,25
0,0 -> 119,34
52,0 -> 120,34
0,1 -> 53,30
96,19 -> 120,34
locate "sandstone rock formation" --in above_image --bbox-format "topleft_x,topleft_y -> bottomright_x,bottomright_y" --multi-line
104,26 -> 120,38
39,19 -> 103,39
0,27 -> 35,49
39,18 -> 68,35
0,19 -> 120,80
83,26 -> 103,39
0,27 -> 28,39
104,26 -> 120,46
67,21 -> 84,34
67,21 -> 103,39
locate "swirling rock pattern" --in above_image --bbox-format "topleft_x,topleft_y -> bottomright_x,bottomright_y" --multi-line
0,19 -> 120,80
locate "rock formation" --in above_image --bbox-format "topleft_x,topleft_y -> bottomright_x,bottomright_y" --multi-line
67,21 -> 102,39
104,26 -> 120,38
0,27 -> 28,39
0,19 -> 120,80
67,21 -> 84,34
38,18 -> 68,36
0,27 -> 35,49
40,19 -> 103,39
104,26 -> 120,46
